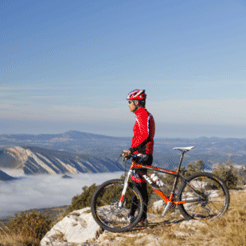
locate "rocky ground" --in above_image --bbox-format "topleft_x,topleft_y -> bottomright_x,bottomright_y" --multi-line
39,207 -> 222,246
2,187 -> 245,246
40,186 -> 246,246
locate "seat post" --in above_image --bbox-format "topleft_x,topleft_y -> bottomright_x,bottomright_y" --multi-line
173,146 -> 195,174
177,151 -> 185,173
170,150 -> 186,197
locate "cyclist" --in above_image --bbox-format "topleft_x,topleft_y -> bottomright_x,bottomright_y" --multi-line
123,89 -> 155,226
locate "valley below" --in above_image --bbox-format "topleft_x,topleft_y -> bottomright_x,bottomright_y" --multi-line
0,131 -> 245,220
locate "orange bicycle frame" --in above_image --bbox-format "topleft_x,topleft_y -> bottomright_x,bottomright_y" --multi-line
130,161 -> 186,205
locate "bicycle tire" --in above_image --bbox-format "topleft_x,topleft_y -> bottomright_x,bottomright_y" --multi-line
177,172 -> 230,220
91,179 -> 144,232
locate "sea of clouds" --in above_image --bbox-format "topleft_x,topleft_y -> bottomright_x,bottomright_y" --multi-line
0,169 -> 124,218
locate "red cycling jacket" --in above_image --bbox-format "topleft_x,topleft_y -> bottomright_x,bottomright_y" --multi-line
129,107 -> 155,155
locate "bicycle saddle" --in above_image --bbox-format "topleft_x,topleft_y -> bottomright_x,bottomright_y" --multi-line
173,146 -> 195,152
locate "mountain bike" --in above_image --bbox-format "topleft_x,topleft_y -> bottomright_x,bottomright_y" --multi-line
91,146 -> 230,232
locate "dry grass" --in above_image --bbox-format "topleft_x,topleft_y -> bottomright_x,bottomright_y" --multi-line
0,232 -> 41,246
70,212 -> 81,216
52,230 -> 66,241
94,186 -> 246,246
83,208 -> 91,213
1,187 -> 245,246
170,187 -> 246,246
0,210 -> 51,246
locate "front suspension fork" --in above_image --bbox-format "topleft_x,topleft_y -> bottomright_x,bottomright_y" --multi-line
118,170 -> 133,208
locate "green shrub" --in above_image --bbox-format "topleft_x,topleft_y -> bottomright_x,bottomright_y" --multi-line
68,183 -> 98,212
212,158 -> 238,189
185,160 -> 205,177
236,167 -> 246,185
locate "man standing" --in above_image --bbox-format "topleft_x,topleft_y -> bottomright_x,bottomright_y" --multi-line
123,89 -> 155,225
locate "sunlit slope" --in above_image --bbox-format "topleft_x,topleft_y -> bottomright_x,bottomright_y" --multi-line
0,146 -> 120,175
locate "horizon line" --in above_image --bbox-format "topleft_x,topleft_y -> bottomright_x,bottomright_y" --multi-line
0,130 -> 245,140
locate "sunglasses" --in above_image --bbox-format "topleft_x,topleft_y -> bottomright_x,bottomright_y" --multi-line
128,101 -> 133,104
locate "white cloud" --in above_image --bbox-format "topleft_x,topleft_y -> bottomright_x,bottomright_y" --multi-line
149,98 -> 246,125
0,103 -> 130,122
0,170 -> 124,218
0,97 -> 245,129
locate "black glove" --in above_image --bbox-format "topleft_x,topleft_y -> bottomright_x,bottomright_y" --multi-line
122,150 -> 132,161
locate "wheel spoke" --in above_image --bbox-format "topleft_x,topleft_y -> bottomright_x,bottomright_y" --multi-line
91,179 -> 144,232
178,173 -> 230,220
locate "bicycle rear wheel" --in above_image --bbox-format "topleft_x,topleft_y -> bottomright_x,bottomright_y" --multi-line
178,172 -> 230,220
91,179 -> 144,232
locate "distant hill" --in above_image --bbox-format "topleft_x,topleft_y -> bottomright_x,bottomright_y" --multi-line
0,131 -> 245,169
0,131 -> 129,156
0,146 -> 122,175
1,130 -> 246,155
0,169 -> 15,181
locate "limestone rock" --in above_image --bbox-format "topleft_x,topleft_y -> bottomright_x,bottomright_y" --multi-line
40,208 -> 101,246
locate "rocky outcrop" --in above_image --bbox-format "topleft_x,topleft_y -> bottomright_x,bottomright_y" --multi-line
40,207 -> 166,246
41,206 -> 209,246
40,208 -> 101,246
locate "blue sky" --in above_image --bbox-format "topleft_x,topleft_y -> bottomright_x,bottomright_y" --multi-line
1,0 -> 245,138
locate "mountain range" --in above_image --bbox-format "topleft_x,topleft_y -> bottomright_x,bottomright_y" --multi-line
0,145 -> 121,175
0,131 -> 245,175
1,130 -> 246,155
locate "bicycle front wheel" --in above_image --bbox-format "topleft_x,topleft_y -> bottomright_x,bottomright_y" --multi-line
178,172 -> 230,220
91,179 -> 144,232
